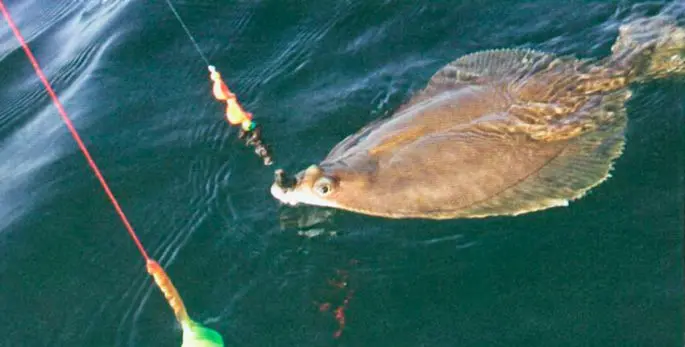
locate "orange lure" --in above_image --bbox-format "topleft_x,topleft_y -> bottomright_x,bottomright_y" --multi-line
208,65 -> 254,131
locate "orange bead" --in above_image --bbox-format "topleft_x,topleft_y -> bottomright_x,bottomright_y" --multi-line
212,80 -> 234,101
209,67 -> 235,101
225,100 -> 248,125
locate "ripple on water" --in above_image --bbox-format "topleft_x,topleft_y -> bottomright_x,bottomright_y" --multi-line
0,1 -> 131,231
0,1 -> 79,57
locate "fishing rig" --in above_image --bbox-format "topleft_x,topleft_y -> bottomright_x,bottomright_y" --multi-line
165,0 -> 274,166
208,65 -> 273,166
0,0 -> 281,345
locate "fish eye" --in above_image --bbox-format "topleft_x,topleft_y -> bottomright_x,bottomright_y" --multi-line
313,177 -> 335,196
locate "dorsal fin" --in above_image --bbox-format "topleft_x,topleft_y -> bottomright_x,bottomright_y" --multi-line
326,48 -> 631,164
435,48 -> 557,83
398,49 -> 559,111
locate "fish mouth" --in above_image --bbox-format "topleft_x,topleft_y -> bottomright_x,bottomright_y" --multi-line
270,183 -> 300,205
270,183 -> 301,206
270,169 -> 301,205
270,168 -> 340,209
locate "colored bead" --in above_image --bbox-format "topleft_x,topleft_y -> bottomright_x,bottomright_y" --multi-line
241,119 -> 255,131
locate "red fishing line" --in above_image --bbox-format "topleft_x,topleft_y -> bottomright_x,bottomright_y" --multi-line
1,5 -> 227,344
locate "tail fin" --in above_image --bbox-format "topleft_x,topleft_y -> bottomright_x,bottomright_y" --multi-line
609,16 -> 685,82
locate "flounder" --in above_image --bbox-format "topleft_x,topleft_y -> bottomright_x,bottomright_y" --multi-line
271,16 -> 685,219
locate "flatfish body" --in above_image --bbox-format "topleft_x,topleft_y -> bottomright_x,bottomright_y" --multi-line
270,16 -> 685,219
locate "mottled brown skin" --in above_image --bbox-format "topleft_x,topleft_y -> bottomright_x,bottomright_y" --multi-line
321,90 -> 567,214
271,16 -> 685,219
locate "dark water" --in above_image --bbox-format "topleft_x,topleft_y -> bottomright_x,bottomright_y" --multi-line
1,1 -> 683,346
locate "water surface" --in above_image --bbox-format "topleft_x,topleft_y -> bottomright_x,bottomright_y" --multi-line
0,1 -> 683,346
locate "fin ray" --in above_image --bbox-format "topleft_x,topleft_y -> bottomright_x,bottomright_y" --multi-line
447,91 -> 629,219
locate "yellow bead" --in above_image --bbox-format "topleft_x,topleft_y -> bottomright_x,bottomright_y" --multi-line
241,120 -> 253,131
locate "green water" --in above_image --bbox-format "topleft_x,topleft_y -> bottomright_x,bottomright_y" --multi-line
0,1 -> 683,346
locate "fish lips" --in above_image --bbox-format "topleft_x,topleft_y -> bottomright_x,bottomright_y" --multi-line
271,169 -> 303,205
270,182 -> 300,205
270,168 -> 339,209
